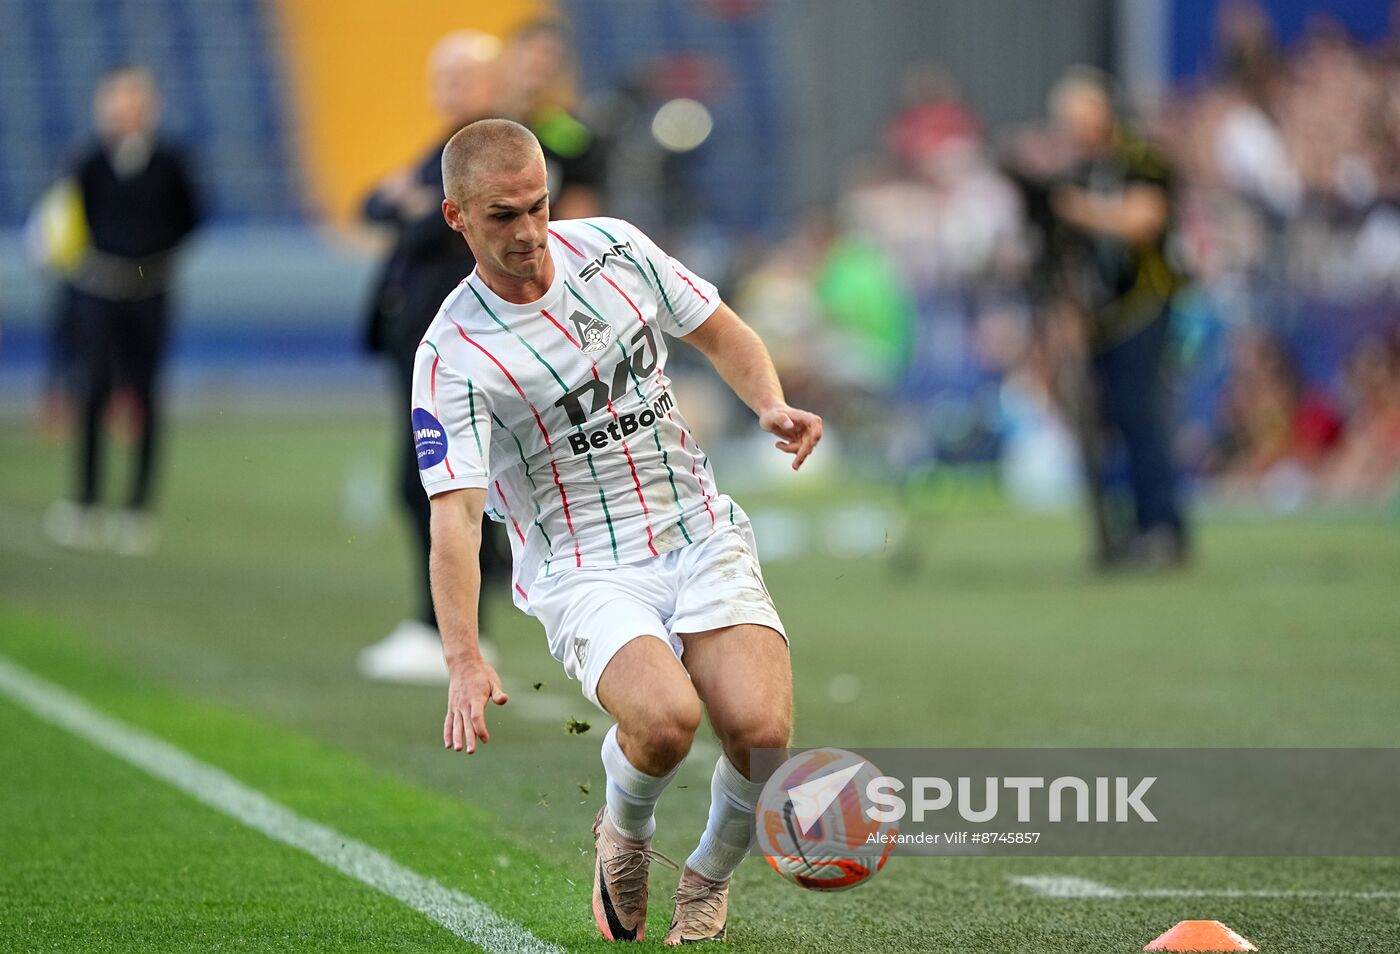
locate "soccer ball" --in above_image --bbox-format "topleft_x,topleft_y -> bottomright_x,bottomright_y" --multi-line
754,747 -> 896,891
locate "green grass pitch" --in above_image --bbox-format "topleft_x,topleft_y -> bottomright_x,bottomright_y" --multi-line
1,411 -> 1398,952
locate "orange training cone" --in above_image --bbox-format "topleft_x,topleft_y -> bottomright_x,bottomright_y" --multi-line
1144,920 -> 1258,951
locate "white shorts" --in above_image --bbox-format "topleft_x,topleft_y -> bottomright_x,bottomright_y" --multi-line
528,522 -> 787,709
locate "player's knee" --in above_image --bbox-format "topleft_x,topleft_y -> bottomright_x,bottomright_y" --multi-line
725,712 -> 791,759
643,694 -> 701,765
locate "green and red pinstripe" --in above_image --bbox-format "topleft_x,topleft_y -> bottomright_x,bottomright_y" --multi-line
555,227 -> 714,532
550,286 -> 661,556
564,279 -> 694,546
465,381 -> 484,462
420,339 -> 457,480
490,478 -> 533,603
537,306 -> 580,347
670,263 -> 711,306
551,227 -> 648,328
493,479 -> 527,548
586,362 -> 659,557
490,410 -> 557,576
581,220 -> 705,331
584,220 -> 656,294
679,427 -> 717,528
644,258 -> 676,320
580,217 -> 710,329
444,316 -> 552,450
464,280 -> 620,565
443,315 -> 582,567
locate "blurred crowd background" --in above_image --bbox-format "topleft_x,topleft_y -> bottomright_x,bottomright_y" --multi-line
2,0 -> 1398,526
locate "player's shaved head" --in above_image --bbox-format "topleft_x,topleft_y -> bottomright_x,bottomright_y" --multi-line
440,118 -> 553,298
441,118 -> 544,204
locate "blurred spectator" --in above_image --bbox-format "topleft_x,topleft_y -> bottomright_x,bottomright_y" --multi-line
357,30 -> 508,683
885,63 -> 982,178
1320,332 -> 1400,501
816,230 -> 917,388
1212,329 -> 1342,488
1279,19 -> 1384,209
1154,5 -> 1400,511
499,21 -> 605,220
732,216 -> 846,414
658,11 -> 1400,517
1212,84 -> 1299,219
1215,0 -> 1284,100
1168,9 -> 1400,302
736,212 -> 918,468
43,65 -> 201,555
1211,328 -> 1400,507
847,68 -> 1023,296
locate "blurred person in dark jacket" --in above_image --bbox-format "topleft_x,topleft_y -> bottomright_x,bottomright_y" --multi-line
1016,69 -> 1190,569
358,30 -> 509,683
498,20 -> 605,220
44,65 -> 201,555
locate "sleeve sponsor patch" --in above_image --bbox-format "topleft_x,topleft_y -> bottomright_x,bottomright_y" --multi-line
412,408 -> 448,469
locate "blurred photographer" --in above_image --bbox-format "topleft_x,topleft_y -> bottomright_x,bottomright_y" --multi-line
1011,69 -> 1189,568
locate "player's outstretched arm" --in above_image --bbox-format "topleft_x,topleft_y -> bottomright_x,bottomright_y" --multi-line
684,303 -> 823,470
429,487 -> 508,754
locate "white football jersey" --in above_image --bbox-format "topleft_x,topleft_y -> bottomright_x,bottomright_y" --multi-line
411,217 -> 740,609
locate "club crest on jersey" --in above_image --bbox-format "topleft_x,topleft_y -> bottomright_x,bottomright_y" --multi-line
568,310 -> 614,354
576,241 -> 633,283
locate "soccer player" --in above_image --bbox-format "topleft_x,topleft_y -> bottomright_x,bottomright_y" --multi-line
413,119 -> 820,944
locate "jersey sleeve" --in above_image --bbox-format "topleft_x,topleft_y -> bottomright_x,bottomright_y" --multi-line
620,221 -> 722,337
410,343 -> 492,496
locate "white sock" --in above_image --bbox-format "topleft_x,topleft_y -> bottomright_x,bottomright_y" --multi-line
685,755 -> 764,882
601,724 -> 678,841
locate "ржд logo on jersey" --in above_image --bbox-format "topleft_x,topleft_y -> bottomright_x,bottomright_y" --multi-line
554,325 -> 658,427
554,324 -> 673,455
567,310 -> 614,354
577,241 -> 633,283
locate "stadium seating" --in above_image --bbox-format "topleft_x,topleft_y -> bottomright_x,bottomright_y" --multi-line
0,0 -> 300,224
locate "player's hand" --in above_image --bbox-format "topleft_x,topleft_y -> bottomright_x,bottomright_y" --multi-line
759,403 -> 823,470
443,656 -> 509,754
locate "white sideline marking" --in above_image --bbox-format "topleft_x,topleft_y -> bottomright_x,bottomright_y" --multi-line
1012,875 -> 1400,901
0,654 -> 563,954
1012,875 -> 1125,898
1134,888 -> 1400,900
